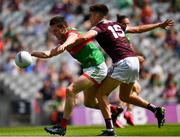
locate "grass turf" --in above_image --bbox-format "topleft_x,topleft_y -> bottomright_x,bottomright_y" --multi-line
0,124 -> 180,136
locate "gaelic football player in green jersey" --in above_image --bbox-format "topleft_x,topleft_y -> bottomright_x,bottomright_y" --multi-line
31,16 -> 123,136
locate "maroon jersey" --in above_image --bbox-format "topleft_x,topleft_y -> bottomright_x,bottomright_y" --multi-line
92,20 -> 136,63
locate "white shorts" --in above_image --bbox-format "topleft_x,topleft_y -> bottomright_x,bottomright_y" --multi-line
108,57 -> 140,84
83,62 -> 108,86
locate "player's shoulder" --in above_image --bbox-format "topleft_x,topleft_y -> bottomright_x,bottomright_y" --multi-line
67,27 -> 78,33
98,19 -> 114,26
102,19 -> 114,24
67,27 -> 80,35
68,27 -> 77,31
92,19 -> 114,30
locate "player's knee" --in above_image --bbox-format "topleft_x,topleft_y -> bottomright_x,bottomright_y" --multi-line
120,95 -> 130,103
136,85 -> 141,95
84,97 -> 97,108
133,84 -> 141,95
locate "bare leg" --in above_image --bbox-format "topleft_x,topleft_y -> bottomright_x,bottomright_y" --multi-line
63,75 -> 94,120
83,85 -> 122,110
83,85 -> 99,109
96,76 -> 120,119
127,81 -> 141,110
84,84 -> 124,129
119,82 -> 149,109
44,75 -> 96,136
119,82 -> 165,128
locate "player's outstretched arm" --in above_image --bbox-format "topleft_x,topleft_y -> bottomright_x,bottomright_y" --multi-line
31,33 -> 79,58
127,19 -> 174,33
31,49 -> 58,58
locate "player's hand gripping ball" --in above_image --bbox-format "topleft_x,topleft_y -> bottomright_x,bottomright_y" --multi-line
15,51 -> 32,68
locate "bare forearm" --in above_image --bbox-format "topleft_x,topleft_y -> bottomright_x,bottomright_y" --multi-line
31,51 -> 51,58
74,30 -> 97,44
56,33 -> 78,52
75,37 -> 88,45
138,23 -> 162,32
128,23 -> 162,33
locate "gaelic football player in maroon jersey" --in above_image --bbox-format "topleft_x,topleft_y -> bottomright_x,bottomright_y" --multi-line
74,4 -> 173,136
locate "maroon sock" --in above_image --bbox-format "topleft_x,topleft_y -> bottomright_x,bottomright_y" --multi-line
105,118 -> 114,130
60,118 -> 67,128
147,103 -> 157,113
110,105 -> 118,113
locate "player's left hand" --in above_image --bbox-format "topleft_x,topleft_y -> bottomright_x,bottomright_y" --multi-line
160,19 -> 174,29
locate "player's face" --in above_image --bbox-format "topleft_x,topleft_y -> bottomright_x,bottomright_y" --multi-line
121,18 -> 130,26
50,25 -> 66,38
89,12 -> 102,26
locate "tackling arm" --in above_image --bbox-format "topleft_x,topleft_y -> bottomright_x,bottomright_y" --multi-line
56,30 -> 97,53
127,19 -> 174,33
75,30 -> 98,44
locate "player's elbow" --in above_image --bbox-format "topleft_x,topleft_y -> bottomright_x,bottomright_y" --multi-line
48,52 -> 55,58
133,29 -> 143,33
48,54 -> 54,58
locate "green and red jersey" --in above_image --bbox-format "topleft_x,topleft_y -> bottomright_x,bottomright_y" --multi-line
65,28 -> 105,68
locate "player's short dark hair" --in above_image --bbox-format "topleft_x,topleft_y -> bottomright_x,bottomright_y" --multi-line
89,4 -> 109,16
49,16 -> 68,27
116,14 -> 128,23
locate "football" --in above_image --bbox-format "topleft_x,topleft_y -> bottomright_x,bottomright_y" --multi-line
15,51 -> 32,68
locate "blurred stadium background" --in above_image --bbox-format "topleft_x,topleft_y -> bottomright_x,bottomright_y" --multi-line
0,0 -> 180,128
